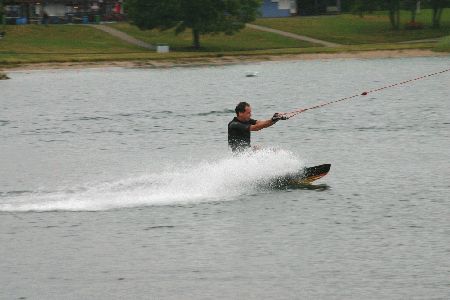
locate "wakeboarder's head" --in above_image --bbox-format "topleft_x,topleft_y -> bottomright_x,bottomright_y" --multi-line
235,101 -> 252,122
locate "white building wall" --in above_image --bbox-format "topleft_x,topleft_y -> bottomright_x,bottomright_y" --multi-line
270,0 -> 297,14
290,0 -> 297,13
44,4 -> 67,16
277,0 -> 291,10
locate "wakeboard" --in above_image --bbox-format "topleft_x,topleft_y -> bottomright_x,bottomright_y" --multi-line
273,164 -> 331,187
290,164 -> 331,184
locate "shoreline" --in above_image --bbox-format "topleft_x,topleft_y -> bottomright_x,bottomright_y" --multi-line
2,49 -> 449,72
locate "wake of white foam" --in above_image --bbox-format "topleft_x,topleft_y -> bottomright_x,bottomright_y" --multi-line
0,149 -> 305,212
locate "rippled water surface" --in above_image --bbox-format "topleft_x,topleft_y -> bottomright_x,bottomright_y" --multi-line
1,57 -> 450,299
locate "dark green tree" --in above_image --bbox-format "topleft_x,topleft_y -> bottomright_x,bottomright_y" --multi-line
296,0 -> 324,15
387,0 -> 401,29
126,0 -> 261,49
352,0 -> 379,17
428,0 -> 449,28
404,0 -> 419,22
0,0 -> 4,25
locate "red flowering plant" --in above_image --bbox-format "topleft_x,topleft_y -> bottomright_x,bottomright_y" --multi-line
405,21 -> 424,30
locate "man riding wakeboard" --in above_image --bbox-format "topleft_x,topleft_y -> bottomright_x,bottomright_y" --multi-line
228,101 -> 288,152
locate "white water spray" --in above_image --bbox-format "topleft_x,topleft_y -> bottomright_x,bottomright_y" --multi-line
0,149 -> 305,212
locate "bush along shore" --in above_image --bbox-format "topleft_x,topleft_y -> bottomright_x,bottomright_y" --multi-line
0,72 -> 10,79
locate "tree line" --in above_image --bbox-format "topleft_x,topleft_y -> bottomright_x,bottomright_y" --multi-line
2,0 -> 446,47
339,0 -> 449,29
126,0 -> 261,49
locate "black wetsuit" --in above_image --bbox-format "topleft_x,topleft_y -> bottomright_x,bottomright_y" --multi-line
228,117 -> 257,152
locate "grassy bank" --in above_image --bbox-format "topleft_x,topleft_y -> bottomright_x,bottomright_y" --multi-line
0,24 -> 149,64
435,35 -> 450,52
0,43 -> 437,67
0,23 -> 316,65
0,24 -> 145,53
253,10 -> 450,45
0,11 -> 448,67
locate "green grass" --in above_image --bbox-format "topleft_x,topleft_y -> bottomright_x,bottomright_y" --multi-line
0,24 -> 146,54
0,22 -> 317,65
108,23 -> 318,51
253,9 -> 450,45
0,24 -> 154,64
435,35 -> 450,52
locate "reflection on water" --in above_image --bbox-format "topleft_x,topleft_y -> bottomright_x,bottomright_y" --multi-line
287,183 -> 330,191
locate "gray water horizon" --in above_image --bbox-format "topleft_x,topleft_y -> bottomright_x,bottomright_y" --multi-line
1,56 -> 450,299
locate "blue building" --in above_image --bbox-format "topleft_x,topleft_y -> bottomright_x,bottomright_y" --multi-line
260,0 -> 298,18
260,0 -> 342,17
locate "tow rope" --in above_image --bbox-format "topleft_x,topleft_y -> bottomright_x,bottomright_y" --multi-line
281,67 -> 450,119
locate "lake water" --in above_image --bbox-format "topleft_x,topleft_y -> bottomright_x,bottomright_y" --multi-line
1,57 -> 449,299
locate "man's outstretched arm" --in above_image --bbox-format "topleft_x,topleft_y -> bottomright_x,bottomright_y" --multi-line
250,113 -> 288,131
250,119 -> 276,131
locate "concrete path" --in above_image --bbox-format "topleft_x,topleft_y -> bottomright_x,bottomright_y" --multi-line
89,24 -> 155,50
246,23 -> 342,47
397,38 -> 440,44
